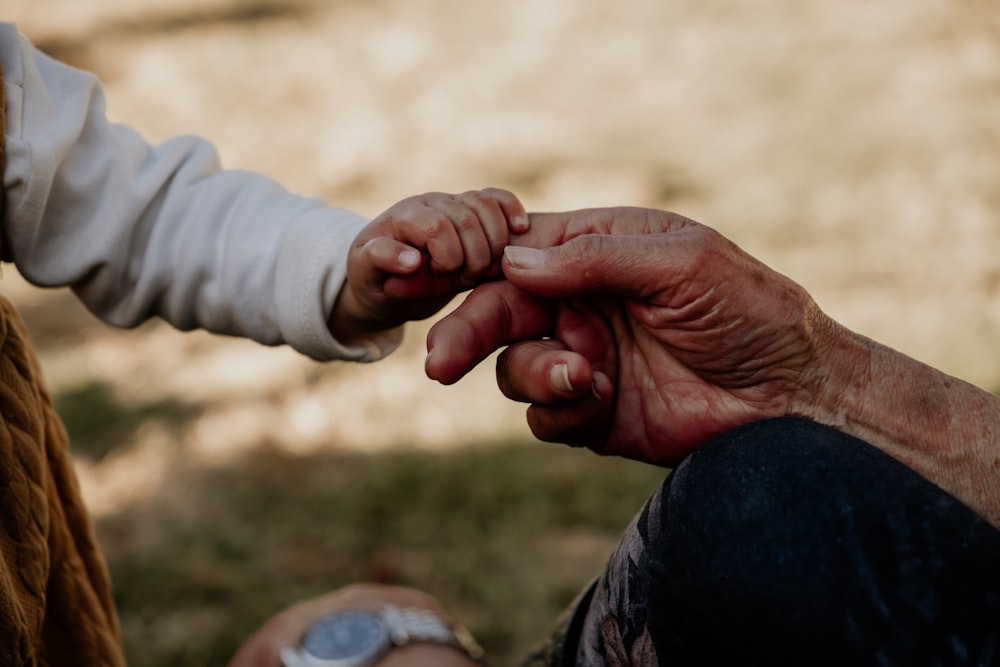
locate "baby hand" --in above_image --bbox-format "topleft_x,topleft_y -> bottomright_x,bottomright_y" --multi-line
330,188 -> 528,342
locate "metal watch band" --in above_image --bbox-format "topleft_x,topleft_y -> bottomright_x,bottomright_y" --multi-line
383,606 -> 485,662
279,605 -> 485,667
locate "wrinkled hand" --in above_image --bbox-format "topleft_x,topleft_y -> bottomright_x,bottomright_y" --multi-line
426,207 -> 836,466
330,189 -> 527,342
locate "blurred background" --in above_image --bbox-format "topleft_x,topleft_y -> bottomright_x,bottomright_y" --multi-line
6,0 -> 1000,664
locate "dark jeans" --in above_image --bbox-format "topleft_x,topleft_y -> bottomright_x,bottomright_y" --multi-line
571,418 -> 1000,666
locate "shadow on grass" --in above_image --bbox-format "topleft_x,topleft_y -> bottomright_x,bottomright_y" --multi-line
56,380 -> 202,461
96,439 -> 668,667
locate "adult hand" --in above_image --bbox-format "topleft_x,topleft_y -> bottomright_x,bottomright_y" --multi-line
227,584 -> 480,667
425,207 -> 838,466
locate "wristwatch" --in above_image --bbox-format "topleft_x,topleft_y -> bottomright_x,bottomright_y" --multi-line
279,605 -> 484,667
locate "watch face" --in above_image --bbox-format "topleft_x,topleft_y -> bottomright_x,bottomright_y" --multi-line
301,612 -> 389,663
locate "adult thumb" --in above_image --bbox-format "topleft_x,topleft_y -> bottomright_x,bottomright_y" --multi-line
502,233 -> 678,300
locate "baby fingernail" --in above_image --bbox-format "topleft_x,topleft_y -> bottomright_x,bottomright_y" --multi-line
399,249 -> 421,269
550,363 -> 573,393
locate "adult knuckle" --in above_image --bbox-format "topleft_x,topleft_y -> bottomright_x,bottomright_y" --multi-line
684,225 -> 733,266
569,233 -> 610,257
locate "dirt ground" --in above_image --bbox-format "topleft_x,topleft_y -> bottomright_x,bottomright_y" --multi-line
5,0 -> 1000,664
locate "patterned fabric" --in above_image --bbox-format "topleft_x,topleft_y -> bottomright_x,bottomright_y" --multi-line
566,418 -> 1000,666
573,486 -> 663,666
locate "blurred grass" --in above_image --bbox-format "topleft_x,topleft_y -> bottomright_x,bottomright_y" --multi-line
55,380 -> 201,461
87,432 -> 666,667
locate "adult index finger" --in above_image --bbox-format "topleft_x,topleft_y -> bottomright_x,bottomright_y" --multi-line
502,224 -> 724,305
425,280 -> 554,385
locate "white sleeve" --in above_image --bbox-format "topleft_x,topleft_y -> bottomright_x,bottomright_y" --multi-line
0,23 -> 402,362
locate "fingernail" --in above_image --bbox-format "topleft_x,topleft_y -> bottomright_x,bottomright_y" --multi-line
513,214 -> 530,232
399,248 -> 421,270
549,363 -> 573,393
591,371 -> 609,401
504,246 -> 545,270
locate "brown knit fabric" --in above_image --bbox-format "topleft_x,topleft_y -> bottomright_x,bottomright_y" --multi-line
0,296 -> 126,662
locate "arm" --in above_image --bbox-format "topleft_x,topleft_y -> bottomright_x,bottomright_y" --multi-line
426,207 -> 1000,529
1,23 -> 390,362
807,322 -> 1000,528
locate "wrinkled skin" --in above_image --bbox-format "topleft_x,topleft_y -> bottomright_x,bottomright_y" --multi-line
426,207 -> 836,466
